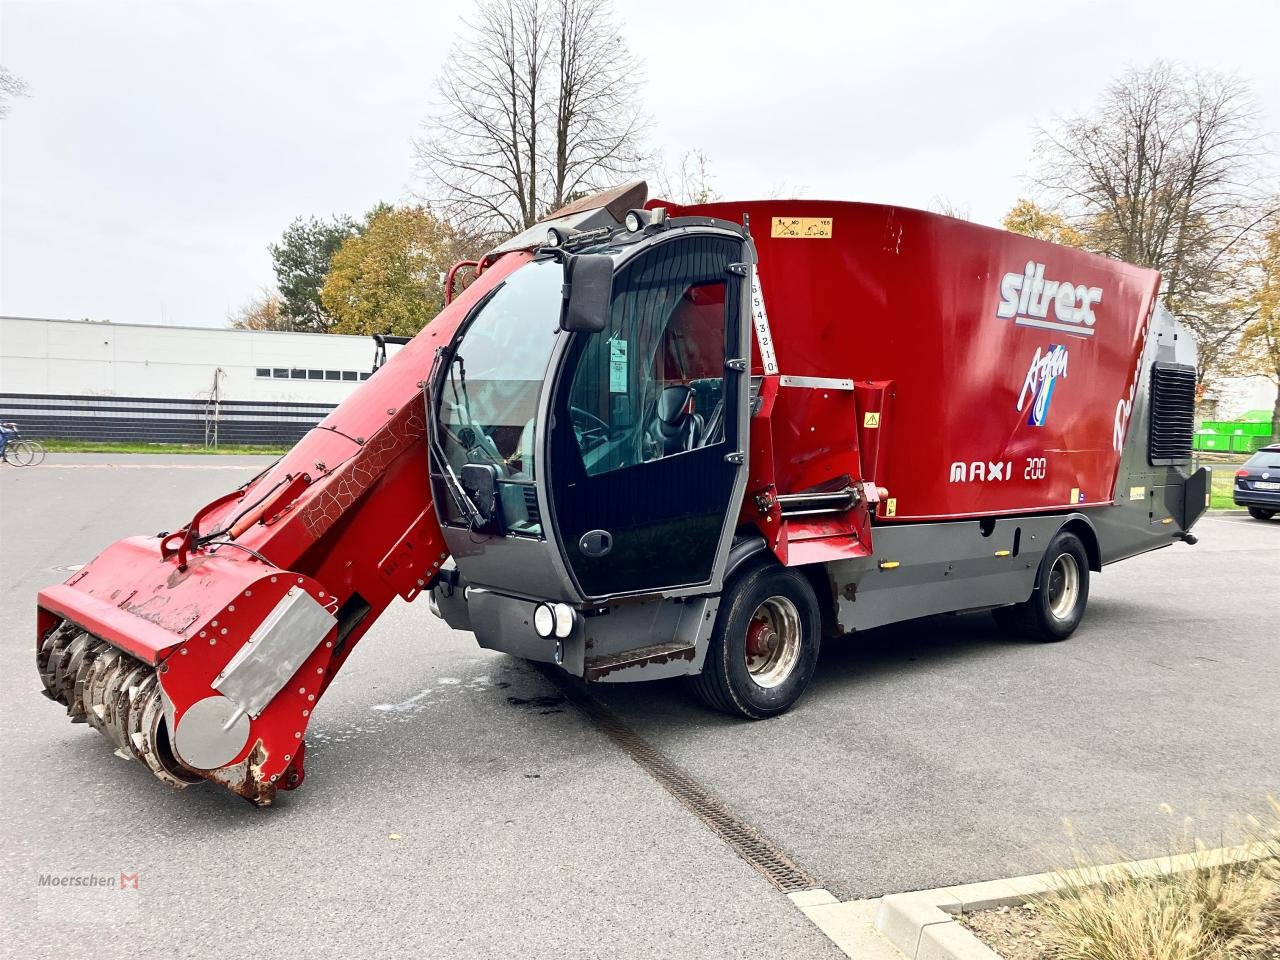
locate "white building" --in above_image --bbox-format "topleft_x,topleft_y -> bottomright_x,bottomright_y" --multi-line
0,316 -> 383,445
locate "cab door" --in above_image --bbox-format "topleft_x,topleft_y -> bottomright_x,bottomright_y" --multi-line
546,233 -> 750,600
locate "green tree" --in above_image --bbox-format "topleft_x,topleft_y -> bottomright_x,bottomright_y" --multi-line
321,206 -> 470,337
270,215 -> 359,332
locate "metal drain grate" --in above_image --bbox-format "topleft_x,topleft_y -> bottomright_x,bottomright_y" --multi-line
540,666 -> 819,893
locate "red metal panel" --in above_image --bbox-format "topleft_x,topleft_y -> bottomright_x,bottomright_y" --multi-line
669,200 -> 1161,521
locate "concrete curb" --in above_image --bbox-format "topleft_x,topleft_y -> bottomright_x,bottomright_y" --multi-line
870,843 -> 1269,960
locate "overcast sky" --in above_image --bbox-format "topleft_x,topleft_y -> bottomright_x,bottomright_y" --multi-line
2,0 -> 1278,328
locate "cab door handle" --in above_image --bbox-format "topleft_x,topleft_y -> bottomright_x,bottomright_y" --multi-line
579,529 -> 612,558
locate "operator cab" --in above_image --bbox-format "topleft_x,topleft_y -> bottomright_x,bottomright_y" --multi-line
427,209 -> 752,609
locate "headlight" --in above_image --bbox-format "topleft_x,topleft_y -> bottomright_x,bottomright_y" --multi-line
552,602 -> 575,638
533,603 -> 555,638
623,209 -> 645,233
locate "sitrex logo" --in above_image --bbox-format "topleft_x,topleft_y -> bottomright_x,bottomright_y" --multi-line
998,261 -> 1102,337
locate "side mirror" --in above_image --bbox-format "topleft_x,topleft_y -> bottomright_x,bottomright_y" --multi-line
561,254 -> 613,333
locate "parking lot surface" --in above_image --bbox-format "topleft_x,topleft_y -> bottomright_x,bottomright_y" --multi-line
2,456 -> 1276,958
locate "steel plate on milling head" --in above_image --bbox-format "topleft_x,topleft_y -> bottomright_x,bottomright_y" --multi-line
212,586 -> 336,719
173,695 -> 252,770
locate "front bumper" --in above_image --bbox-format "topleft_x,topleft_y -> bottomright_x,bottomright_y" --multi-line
429,567 -> 718,683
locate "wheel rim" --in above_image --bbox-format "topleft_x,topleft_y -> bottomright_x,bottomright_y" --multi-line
1046,553 -> 1080,620
744,595 -> 802,688
7,440 -> 35,466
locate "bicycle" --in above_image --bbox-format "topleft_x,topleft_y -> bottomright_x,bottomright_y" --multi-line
0,422 -> 47,466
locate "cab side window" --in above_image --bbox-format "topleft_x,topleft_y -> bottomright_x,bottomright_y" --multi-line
567,238 -> 730,477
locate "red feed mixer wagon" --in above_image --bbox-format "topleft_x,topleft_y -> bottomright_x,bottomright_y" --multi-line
36,182 -> 1208,805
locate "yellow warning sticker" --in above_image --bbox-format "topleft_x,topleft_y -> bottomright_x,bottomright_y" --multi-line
1129,486 -> 1146,501
863,411 -> 881,428
885,498 -> 897,517
771,216 -> 833,239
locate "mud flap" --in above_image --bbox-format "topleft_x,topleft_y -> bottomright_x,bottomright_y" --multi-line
1181,467 -> 1210,531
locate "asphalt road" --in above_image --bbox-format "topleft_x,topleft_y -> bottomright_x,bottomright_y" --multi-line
1,455 -> 1277,958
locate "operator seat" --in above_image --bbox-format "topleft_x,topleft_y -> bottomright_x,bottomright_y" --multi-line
648,384 -> 703,456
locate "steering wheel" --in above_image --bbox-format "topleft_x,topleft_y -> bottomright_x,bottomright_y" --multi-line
570,405 -> 610,452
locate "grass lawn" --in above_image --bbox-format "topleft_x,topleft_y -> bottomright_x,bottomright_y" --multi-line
39,440 -> 290,456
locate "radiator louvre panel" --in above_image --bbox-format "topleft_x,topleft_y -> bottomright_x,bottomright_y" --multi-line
1148,362 -> 1196,464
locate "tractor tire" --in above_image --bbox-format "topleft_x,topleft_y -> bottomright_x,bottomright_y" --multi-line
992,530 -> 1090,643
688,563 -> 820,719
1247,507 -> 1275,521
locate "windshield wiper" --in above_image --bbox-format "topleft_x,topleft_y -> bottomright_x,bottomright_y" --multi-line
426,346 -> 486,529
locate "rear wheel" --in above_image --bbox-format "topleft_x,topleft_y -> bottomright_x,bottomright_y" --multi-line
993,530 -> 1090,642
1247,507 -> 1275,521
3,439 -> 37,466
688,563 -> 820,719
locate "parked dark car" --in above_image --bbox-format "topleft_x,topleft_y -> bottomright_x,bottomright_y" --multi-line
1234,444 -> 1280,520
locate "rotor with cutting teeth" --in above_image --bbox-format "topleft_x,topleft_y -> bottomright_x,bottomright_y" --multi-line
38,619 -> 201,789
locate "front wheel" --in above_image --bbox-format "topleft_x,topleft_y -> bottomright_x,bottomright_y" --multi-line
688,564 -> 821,719
1247,507 -> 1275,521
993,530 -> 1090,642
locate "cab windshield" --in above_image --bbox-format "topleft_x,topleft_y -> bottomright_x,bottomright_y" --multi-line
435,258 -> 562,533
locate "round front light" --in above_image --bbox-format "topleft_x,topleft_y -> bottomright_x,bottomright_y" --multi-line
533,603 -> 555,638
623,209 -> 645,233
552,602 -> 575,639
545,227 -> 564,247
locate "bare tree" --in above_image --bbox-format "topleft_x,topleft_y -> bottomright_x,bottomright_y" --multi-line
1032,62 -> 1277,384
927,196 -> 971,221
414,0 -> 646,238
0,65 -> 30,118
654,149 -> 720,205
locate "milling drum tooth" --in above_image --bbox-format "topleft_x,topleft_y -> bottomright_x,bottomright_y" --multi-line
69,640 -> 109,721
54,632 -> 91,707
109,666 -> 148,753
123,674 -> 158,764
85,649 -> 122,735
37,622 -> 73,688
38,625 -> 75,702
97,660 -> 132,748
